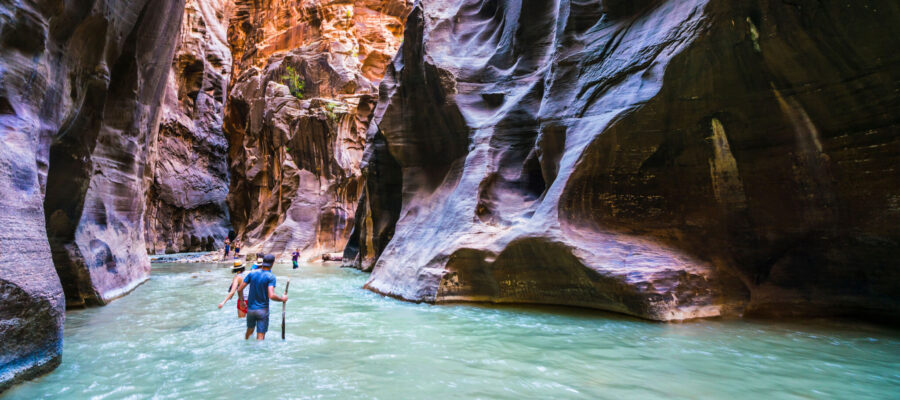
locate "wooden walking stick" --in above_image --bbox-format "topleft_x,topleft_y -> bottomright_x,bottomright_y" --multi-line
282,279 -> 290,340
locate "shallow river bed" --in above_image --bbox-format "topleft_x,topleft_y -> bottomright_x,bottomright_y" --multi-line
5,263 -> 899,399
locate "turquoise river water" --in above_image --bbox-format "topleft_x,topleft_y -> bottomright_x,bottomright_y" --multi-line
4,262 -> 899,399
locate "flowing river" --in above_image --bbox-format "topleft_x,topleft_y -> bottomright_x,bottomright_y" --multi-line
5,262 -> 899,399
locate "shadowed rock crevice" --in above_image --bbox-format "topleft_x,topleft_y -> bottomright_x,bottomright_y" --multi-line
342,128 -> 403,271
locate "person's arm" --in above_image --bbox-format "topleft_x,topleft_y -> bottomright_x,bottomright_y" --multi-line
268,283 -> 287,303
218,275 -> 241,308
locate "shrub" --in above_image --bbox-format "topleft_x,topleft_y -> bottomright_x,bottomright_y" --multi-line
281,66 -> 305,99
324,101 -> 338,121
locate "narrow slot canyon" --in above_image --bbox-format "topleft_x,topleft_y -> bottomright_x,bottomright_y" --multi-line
0,0 -> 898,397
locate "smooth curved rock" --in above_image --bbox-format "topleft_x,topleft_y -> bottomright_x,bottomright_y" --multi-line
0,0 -> 184,389
225,0 -> 411,260
145,0 -> 234,254
349,0 -> 900,321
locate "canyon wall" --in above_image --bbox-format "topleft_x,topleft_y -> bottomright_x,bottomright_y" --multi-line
345,0 -> 900,321
0,0 -> 185,390
224,0 -> 410,260
145,0 -> 233,255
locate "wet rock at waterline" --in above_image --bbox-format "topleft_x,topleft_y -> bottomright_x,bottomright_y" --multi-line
224,0 -> 411,260
0,0 -> 185,390
145,0 -> 234,255
346,0 -> 900,321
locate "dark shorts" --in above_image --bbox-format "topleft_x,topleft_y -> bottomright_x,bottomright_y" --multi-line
292,260 -> 298,269
246,308 -> 269,333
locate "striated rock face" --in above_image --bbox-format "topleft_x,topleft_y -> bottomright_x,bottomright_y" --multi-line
224,0 -> 411,260
0,0 -> 184,390
145,0 -> 233,255
346,0 -> 900,321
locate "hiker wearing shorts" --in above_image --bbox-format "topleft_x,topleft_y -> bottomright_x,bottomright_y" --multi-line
235,254 -> 286,340
218,261 -> 250,317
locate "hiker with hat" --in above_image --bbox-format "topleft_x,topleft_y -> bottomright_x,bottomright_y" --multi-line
234,254 -> 287,340
251,254 -> 263,270
218,260 -> 250,318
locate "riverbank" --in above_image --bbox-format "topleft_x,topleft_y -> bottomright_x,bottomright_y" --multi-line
149,250 -> 342,265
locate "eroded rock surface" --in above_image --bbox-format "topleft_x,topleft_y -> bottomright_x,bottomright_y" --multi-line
346,0 -> 900,321
225,0 -> 411,260
145,0 -> 233,254
0,0 -> 184,389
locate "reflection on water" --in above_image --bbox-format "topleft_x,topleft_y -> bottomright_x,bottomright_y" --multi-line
6,263 -> 899,399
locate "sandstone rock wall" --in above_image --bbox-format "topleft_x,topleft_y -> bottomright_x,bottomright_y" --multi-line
224,0 -> 410,260
345,0 -> 900,322
145,0 -> 234,255
0,0 -> 185,390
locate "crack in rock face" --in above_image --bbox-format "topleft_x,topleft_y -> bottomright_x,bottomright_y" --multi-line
346,0 -> 900,322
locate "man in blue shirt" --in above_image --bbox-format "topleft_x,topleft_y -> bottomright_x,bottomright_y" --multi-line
236,254 -> 287,340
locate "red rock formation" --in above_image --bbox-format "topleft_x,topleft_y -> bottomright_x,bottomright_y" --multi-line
145,0 -> 234,254
345,0 -> 900,322
0,0 -> 185,390
224,0 -> 411,260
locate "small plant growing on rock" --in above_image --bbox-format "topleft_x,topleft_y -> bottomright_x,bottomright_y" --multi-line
281,66 -> 305,99
325,101 -> 339,121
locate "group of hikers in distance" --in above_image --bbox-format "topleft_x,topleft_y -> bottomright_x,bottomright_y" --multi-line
219,230 -> 302,341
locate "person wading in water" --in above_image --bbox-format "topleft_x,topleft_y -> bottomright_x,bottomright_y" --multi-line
235,254 -> 287,340
291,248 -> 300,269
225,230 -> 237,260
250,254 -> 263,270
218,260 -> 250,318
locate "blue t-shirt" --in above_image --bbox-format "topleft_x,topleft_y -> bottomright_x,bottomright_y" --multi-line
243,270 -> 276,310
